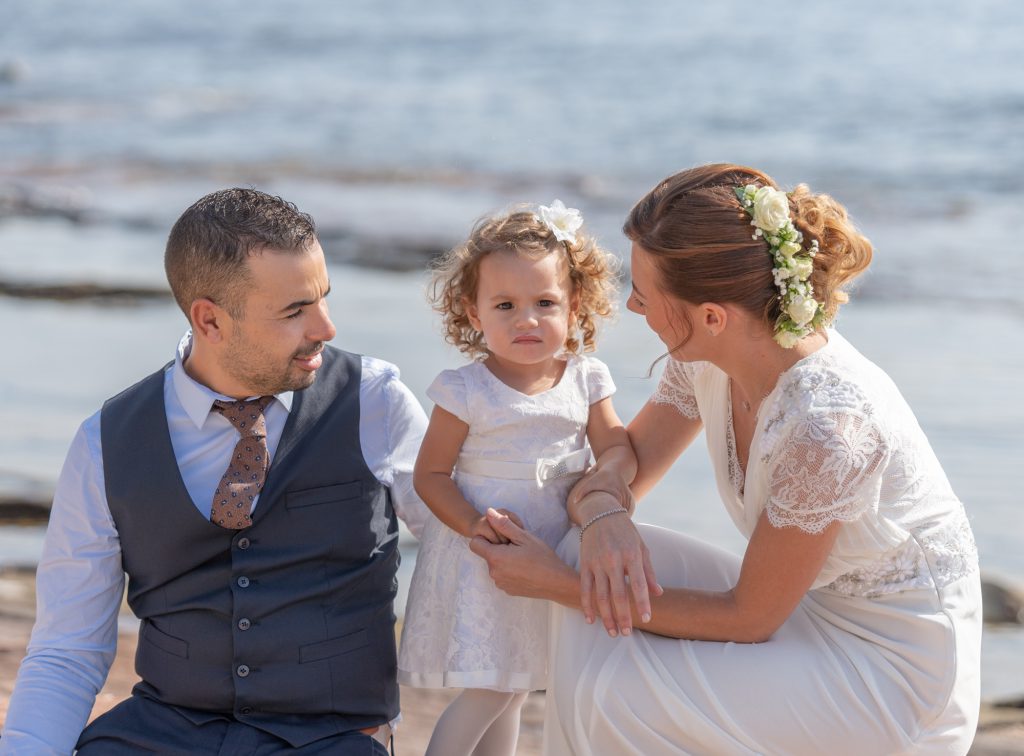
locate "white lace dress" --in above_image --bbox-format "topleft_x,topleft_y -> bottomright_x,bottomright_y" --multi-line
545,331 -> 982,755
399,355 -> 615,692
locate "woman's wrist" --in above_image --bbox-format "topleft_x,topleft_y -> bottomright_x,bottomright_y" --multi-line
573,490 -> 625,523
578,507 -> 629,542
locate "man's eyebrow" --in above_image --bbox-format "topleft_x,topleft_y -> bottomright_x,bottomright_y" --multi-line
279,285 -> 331,314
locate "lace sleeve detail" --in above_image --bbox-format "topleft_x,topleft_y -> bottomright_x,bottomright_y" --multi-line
651,358 -> 700,419
765,408 -> 889,534
425,369 -> 469,424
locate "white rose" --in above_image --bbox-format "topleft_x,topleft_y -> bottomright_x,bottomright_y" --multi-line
791,257 -> 814,280
751,187 -> 790,233
779,240 -> 802,259
785,294 -> 819,327
774,329 -> 804,349
539,199 -> 584,244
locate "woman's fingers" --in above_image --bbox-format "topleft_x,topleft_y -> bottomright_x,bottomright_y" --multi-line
485,507 -> 525,545
591,569 -> 619,636
580,567 -> 596,624
494,507 -> 524,529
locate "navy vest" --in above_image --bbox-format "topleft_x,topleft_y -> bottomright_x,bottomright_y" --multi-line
100,347 -> 400,747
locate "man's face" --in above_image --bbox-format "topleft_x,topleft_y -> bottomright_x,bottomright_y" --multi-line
220,242 -> 337,396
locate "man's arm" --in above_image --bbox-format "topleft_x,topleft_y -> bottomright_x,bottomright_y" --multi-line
359,358 -> 430,540
0,416 -> 124,755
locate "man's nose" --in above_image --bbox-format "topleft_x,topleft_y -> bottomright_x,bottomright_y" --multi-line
310,300 -> 337,342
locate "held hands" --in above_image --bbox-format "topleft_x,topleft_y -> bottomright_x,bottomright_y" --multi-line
468,508 -> 524,544
568,465 -> 636,514
469,508 -> 578,602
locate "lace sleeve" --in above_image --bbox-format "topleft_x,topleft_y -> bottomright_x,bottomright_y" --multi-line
651,358 -> 700,419
425,369 -> 469,424
765,409 -> 889,534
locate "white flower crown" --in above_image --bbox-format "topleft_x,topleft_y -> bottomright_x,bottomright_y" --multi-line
538,199 -> 583,244
735,184 -> 823,348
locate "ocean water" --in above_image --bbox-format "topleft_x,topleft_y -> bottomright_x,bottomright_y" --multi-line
1,1 -> 1022,699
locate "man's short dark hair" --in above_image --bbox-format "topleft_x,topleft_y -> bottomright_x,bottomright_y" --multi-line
165,188 -> 318,319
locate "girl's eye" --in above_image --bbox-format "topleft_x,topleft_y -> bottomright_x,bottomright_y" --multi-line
538,299 -> 555,307
496,302 -> 513,310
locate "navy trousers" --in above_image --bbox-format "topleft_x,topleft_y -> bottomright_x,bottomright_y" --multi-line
76,695 -> 389,755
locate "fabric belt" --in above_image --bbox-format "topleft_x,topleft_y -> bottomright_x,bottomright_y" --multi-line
456,447 -> 590,486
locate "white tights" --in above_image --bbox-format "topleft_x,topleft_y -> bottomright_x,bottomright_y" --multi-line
424,688 -> 529,756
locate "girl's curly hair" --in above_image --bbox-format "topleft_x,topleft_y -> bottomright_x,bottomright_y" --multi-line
430,208 -> 619,358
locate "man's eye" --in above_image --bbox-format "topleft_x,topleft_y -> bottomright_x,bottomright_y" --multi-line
286,309 -> 303,319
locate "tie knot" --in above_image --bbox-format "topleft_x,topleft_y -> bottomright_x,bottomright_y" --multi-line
213,396 -> 274,436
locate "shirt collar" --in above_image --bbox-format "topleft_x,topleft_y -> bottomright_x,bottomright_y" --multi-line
171,331 -> 294,429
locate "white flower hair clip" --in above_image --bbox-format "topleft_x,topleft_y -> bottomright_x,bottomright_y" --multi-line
735,184 -> 823,348
538,199 -> 584,245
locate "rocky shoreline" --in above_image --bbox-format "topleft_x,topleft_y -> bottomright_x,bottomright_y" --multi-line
0,567 -> 1020,754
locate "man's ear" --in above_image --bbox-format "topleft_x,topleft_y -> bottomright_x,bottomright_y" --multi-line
190,298 -> 229,343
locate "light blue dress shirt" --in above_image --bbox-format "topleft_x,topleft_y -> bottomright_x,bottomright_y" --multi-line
0,334 -> 429,754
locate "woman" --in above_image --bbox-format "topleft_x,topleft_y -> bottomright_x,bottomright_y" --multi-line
470,164 -> 982,755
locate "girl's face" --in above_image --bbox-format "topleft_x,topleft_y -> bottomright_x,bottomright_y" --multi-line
467,250 -> 576,369
626,243 -> 692,355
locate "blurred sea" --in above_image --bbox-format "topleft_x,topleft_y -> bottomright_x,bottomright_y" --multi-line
1,1 -> 1022,699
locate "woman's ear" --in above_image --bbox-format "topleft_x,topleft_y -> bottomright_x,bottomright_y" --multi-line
190,298 -> 229,343
700,302 -> 728,337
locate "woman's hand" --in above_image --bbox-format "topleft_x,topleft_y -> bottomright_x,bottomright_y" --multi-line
577,492 -> 661,637
469,509 -> 580,605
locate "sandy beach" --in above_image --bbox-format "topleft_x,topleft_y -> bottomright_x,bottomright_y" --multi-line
0,567 -> 1020,754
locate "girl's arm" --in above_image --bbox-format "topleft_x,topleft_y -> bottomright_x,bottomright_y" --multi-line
568,398 -> 703,519
474,508 -> 842,643
414,405 -> 503,542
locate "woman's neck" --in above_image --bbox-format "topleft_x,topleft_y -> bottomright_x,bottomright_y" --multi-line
720,331 -> 828,409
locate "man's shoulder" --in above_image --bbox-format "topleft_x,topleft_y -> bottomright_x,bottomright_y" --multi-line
102,363 -> 173,412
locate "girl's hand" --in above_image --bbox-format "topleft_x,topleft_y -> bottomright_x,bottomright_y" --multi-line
578,493 -> 661,637
568,465 -> 636,515
468,509 -> 525,544
468,515 -> 503,544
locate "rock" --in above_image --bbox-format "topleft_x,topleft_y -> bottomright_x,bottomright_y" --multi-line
983,576 -> 1024,626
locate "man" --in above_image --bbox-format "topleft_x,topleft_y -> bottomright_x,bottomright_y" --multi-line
0,189 -> 429,754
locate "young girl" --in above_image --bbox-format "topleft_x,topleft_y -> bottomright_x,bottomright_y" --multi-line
398,201 -> 635,755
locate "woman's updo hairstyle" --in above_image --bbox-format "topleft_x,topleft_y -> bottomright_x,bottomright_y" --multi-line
623,163 -> 873,341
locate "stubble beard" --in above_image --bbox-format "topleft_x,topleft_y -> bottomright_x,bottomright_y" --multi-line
222,334 -> 323,396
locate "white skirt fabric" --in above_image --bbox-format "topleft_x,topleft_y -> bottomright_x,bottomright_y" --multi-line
544,524 -> 982,756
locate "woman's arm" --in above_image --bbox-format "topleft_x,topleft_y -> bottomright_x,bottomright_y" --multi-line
567,399 -> 704,635
473,508 -> 842,643
413,405 -> 505,542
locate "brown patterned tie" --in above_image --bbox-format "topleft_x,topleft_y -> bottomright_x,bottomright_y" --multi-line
210,396 -> 275,529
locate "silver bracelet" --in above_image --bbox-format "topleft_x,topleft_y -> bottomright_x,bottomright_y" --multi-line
578,508 -> 629,542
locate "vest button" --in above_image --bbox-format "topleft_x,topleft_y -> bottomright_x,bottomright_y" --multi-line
238,618 -> 251,631
237,664 -> 250,677
240,706 -> 254,715
237,576 -> 250,588
237,537 -> 251,550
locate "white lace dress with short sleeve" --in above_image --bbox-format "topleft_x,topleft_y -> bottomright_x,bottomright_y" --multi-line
398,355 -> 615,692
545,332 -> 982,755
